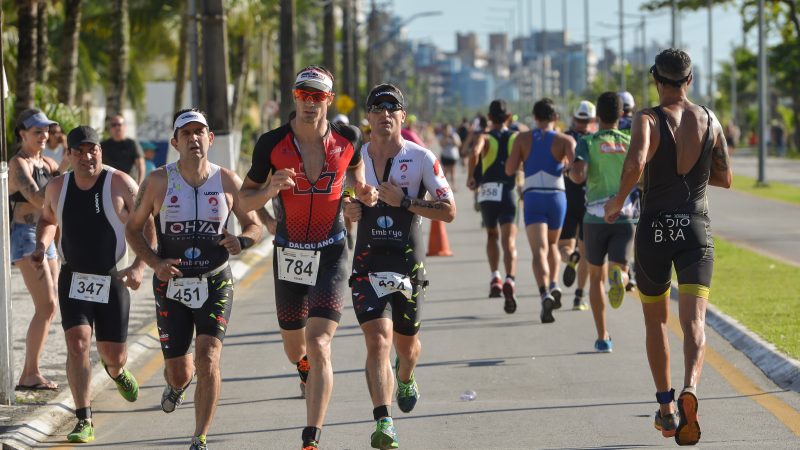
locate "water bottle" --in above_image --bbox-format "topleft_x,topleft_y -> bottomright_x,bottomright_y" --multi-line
459,390 -> 477,401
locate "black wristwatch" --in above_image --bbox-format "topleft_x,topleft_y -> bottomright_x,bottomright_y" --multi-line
400,195 -> 412,210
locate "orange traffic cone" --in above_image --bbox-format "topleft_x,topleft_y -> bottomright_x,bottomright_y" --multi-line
427,220 -> 453,257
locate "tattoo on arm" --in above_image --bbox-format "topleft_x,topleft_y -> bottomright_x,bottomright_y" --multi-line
411,199 -> 444,210
133,180 -> 147,211
711,145 -> 729,174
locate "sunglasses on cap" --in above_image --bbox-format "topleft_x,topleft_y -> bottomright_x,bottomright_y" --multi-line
293,89 -> 333,103
368,102 -> 403,113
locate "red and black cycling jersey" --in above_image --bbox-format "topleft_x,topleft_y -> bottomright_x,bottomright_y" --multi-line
247,122 -> 361,248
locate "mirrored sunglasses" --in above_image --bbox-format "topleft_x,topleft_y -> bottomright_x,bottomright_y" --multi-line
293,89 -> 332,103
368,102 -> 403,113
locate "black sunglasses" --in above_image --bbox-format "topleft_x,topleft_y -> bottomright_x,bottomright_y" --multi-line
368,102 -> 403,113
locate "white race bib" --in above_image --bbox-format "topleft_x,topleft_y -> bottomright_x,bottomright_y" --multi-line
69,272 -> 111,304
368,272 -> 413,299
478,182 -> 503,202
277,248 -> 321,286
167,278 -> 209,309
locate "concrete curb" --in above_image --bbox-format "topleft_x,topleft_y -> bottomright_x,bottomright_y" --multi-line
669,282 -> 800,393
0,239 -> 274,450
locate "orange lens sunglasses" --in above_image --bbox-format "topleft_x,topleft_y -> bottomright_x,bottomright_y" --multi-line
293,89 -> 333,103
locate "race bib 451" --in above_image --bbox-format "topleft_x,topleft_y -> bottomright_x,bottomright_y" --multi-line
167,278 -> 209,309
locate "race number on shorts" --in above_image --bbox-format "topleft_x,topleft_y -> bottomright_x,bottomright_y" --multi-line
368,272 -> 413,299
69,272 -> 111,304
277,247 -> 321,286
167,278 -> 209,309
478,182 -> 502,202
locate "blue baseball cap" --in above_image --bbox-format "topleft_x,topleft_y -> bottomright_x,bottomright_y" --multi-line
21,110 -> 57,129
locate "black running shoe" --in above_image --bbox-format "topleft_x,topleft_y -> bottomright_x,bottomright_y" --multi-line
550,287 -> 562,310
540,295 -> 555,323
562,251 -> 581,287
489,276 -> 502,298
502,280 -> 517,314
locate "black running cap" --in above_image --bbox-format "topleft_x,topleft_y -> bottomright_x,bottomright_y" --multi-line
67,126 -> 101,149
366,84 -> 404,108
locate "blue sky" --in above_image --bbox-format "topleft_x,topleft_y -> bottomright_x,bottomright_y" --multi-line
390,0 -> 752,93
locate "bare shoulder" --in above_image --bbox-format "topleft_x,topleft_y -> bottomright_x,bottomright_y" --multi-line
47,173 -> 67,194
141,167 -> 168,195
515,130 -> 533,145
219,167 -> 244,190
110,169 -> 138,194
42,156 -> 60,172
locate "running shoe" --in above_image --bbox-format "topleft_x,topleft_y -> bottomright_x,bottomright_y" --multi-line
297,356 -> 310,398
654,408 -> 679,438
370,417 -> 399,449
112,368 -> 139,402
502,279 -> 517,314
573,297 -> 588,311
550,286 -> 563,309
608,266 -> 625,309
540,295 -> 555,324
161,384 -> 187,413
67,419 -> 95,443
395,356 -> 419,413
563,251 -> 581,287
489,276 -> 502,298
190,435 -> 208,450
594,338 -> 613,353
302,441 -> 319,450
676,387 -> 701,446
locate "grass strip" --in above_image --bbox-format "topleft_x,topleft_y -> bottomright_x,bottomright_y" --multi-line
710,237 -> 800,359
731,174 -> 800,206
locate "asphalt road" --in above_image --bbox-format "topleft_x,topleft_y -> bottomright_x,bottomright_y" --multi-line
40,170 -> 800,449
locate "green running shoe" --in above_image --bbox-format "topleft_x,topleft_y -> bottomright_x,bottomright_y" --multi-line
370,417 -> 399,449
608,265 -> 625,309
395,356 -> 419,413
67,419 -> 95,443
112,369 -> 138,402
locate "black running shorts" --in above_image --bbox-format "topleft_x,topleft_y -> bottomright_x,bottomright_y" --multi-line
583,222 -> 635,266
634,213 -> 714,302
479,183 -> 518,228
154,266 -> 234,359
350,273 -> 424,336
273,241 -> 348,330
59,265 -> 130,343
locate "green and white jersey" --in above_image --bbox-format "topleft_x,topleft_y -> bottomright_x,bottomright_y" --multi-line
576,129 -> 637,224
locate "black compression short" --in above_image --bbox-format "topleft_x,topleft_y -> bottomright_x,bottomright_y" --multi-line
154,266 -> 234,359
273,241 -> 348,330
59,265 -> 130,343
350,273 -> 424,336
634,212 -> 714,301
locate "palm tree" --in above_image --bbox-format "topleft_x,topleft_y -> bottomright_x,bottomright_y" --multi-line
323,0 -> 335,78
174,0 -> 188,115
201,0 -> 230,132
57,0 -> 81,106
15,0 -> 37,113
35,0 -> 47,84
279,0 -> 295,122
106,0 -> 129,121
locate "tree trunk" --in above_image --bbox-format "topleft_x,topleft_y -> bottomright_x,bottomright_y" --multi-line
15,0 -> 37,114
201,0 -> 230,133
35,0 -> 47,84
341,0 -> 352,96
351,0 -> 361,124
174,0 -> 188,115
106,0 -> 130,121
323,0 -> 335,78
57,0 -> 81,106
279,0 -> 295,123
231,34 -> 249,131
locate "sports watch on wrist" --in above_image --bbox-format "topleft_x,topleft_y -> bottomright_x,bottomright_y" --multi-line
400,195 -> 412,210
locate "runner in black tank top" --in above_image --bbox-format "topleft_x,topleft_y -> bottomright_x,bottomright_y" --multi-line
602,49 -> 732,446
33,125 -> 151,443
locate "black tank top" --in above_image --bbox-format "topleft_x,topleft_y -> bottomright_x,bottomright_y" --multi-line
475,129 -> 516,185
641,106 -> 713,216
57,168 -> 127,274
10,163 -> 52,203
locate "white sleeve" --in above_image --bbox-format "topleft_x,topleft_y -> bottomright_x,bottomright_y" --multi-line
422,150 -> 453,201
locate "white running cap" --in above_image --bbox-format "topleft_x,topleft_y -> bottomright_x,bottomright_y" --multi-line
295,69 -> 334,92
173,111 -> 209,132
618,91 -> 635,109
573,100 -> 596,119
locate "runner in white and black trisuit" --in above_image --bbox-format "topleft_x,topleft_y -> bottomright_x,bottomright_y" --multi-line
126,109 -> 262,450
604,49 -> 732,446
33,125 -> 154,444
344,84 -> 456,450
